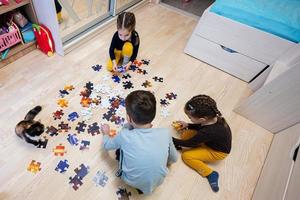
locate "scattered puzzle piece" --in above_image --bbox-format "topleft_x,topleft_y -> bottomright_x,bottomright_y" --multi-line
59,90 -> 69,98
74,164 -> 90,179
58,122 -> 71,132
160,107 -> 170,118
69,175 -> 83,191
64,85 -> 75,91
80,140 -> 90,150
85,81 -> 94,91
87,122 -> 100,136
122,81 -> 134,90
160,99 -> 170,107
80,88 -> 92,98
165,92 -> 177,100
92,64 -> 102,71
75,121 -> 87,134
68,112 -> 79,121
46,126 -> 58,137
53,109 -> 64,120
27,160 -> 41,174
93,171 -> 108,187
141,80 -> 152,88
53,144 -> 67,156
172,121 -> 183,131
67,134 -> 79,146
122,73 -> 131,79
136,68 -> 147,75
55,159 -> 69,173
141,59 -> 150,65
57,98 -> 68,108
129,65 -> 137,72
152,76 -> 163,82
116,187 -> 132,200
133,60 -> 142,67
36,138 -> 48,149
80,97 -> 92,107
112,75 -> 121,83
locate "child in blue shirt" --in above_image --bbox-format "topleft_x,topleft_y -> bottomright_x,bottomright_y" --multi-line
102,90 -> 178,194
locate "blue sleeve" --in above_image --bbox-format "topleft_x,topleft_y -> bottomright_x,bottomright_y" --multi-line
168,135 -> 178,164
102,132 -> 122,150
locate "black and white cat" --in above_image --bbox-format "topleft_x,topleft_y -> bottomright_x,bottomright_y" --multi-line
15,106 -> 45,146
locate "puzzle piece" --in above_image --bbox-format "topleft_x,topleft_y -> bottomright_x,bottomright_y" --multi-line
68,112 -> 79,121
74,164 -> 90,179
152,76 -> 163,82
59,90 -> 69,98
69,175 -> 83,191
117,65 -> 126,73
129,65 -> 137,72
141,80 -> 152,88
27,160 -> 41,174
80,88 -> 92,97
81,108 -> 93,121
53,109 -> 64,120
93,171 -> 108,187
92,64 -> 102,71
57,98 -> 68,108
67,134 -> 79,146
36,138 -> 48,149
133,60 -> 143,67
80,140 -> 90,150
165,92 -> 177,100
141,59 -> 150,65
55,159 -> 69,173
116,187 -> 132,200
122,81 -> 134,90
160,107 -> 170,118
58,122 -> 71,132
87,122 -> 100,136
111,115 -> 125,125
75,121 -> 87,134
136,68 -> 147,75
53,144 -> 67,156
112,75 -> 121,83
85,81 -> 94,91
64,85 -> 75,91
46,126 -> 58,136
160,99 -> 170,107
122,73 -> 131,79
80,97 -> 92,107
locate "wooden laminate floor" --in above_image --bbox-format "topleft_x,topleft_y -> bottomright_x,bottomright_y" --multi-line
0,3 -> 273,200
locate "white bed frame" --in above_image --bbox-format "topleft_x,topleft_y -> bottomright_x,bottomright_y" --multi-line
184,6 -> 297,82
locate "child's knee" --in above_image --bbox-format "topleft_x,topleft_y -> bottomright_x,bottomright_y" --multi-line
106,59 -> 113,71
122,42 -> 133,57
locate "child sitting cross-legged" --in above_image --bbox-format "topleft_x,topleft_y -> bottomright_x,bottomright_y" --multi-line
101,90 -> 178,194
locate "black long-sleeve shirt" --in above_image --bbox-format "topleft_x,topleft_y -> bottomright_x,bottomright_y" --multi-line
109,30 -> 140,62
172,117 -> 232,154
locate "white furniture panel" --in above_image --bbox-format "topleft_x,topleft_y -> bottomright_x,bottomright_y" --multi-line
185,34 -> 267,82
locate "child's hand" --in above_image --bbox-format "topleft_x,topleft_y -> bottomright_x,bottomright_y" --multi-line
173,121 -> 188,130
101,123 -> 110,135
124,61 -> 132,71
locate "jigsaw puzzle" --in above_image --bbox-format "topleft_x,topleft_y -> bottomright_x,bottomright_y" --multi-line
59,90 -> 69,98
160,99 -> 170,107
122,81 -> 134,90
85,81 -> 94,91
136,68 -> 147,75
152,76 -> 163,82
58,122 -> 71,132
80,97 -> 92,107
64,85 -> 75,91
141,80 -> 152,88
80,88 -> 92,98
69,175 -> 83,191
93,171 -> 108,187
116,187 -> 132,200
57,98 -> 68,108
92,64 -> 102,71
55,159 -> 69,173
74,164 -> 90,179
160,107 -> 170,118
141,59 -> 150,65
87,122 -> 100,136
27,160 -> 41,174
122,73 -> 131,79
165,92 -> 177,100
53,144 -> 67,156
67,134 -> 79,146
68,112 -> 79,121
46,126 -> 59,137
53,110 -> 64,120
75,121 -> 87,134
80,140 -> 90,150
112,75 -> 121,83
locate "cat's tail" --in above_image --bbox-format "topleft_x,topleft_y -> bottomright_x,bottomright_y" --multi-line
24,106 -> 42,121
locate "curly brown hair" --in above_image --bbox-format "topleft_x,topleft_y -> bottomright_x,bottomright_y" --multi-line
117,12 -> 136,32
184,94 -> 221,119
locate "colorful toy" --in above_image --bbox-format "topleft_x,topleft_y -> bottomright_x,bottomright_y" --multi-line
57,98 -> 68,108
58,121 -> 71,132
67,134 -> 79,146
87,122 -> 100,136
46,126 -> 58,136
133,60 -> 142,67
80,140 -> 90,150
75,121 -> 87,134
68,112 -> 79,121
93,171 -> 108,187
27,160 -> 41,174
92,64 -> 102,71
53,109 -> 64,120
32,24 -> 55,57
55,159 -> 69,173
116,187 -> 131,200
109,129 -> 117,137
53,144 -> 66,156
80,97 -> 92,107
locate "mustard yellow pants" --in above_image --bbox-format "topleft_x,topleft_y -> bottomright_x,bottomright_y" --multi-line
180,130 -> 228,177
106,42 -> 133,71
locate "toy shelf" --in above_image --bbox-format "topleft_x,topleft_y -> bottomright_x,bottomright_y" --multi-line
0,0 -> 30,15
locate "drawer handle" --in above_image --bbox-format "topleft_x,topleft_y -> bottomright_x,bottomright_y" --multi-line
220,45 -> 237,53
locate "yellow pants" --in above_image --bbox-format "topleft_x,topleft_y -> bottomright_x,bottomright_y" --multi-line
180,130 -> 228,177
106,42 -> 133,71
